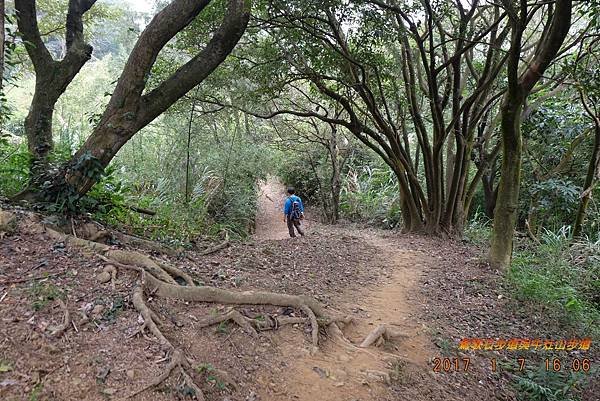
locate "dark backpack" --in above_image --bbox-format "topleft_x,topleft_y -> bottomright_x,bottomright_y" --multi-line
290,199 -> 302,220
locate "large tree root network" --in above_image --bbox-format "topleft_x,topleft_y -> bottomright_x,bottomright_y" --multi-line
42,225 -> 371,399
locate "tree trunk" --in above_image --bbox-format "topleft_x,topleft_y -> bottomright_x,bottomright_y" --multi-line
328,130 -> 341,223
489,0 -> 571,269
0,0 -> 4,110
26,71 -> 63,169
490,95 -> 524,268
573,120 -> 600,237
184,90 -> 199,203
13,0 -> 251,203
394,168 -> 424,232
14,0 -> 96,176
482,169 -> 498,219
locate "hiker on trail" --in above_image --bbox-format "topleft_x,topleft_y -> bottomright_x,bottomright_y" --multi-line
283,187 -> 305,238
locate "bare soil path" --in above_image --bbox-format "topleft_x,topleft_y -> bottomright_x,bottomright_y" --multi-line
258,237 -> 434,401
254,177 -> 313,241
252,180 -> 435,401
6,180 -> 581,401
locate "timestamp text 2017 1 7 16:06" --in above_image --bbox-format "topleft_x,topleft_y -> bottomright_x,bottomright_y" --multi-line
432,357 -> 592,373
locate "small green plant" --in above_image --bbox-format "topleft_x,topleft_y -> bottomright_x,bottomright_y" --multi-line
0,360 -> 12,372
512,363 -> 590,401
29,282 -> 64,311
388,359 -> 408,384
216,321 -> 229,334
206,374 -> 227,390
196,363 -> 227,390
101,296 -> 125,322
28,383 -> 43,401
433,336 -> 453,356
195,363 -> 214,374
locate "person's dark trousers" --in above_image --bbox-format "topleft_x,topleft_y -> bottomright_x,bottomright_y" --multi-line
287,215 -> 305,237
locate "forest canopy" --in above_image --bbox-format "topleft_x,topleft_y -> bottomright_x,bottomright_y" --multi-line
0,0 -> 598,259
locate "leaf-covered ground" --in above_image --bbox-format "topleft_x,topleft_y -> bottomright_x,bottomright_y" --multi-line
0,207 -> 597,401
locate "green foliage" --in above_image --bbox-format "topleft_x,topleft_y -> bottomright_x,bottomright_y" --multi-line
276,149 -> 322,204
0,140 -> 30,196
216,321 -> 229,334
518,92 -> 595,235
99,296 -> 125,323
340,164 -> 401,228
528,178 -> 581,227
29,282 -> 64,311
84,165 -> 127,215
195,363 -> 215,374
508,230 -> 600,337
28,383 -> 43,401
40,151 -> 106,214
0,360 -> 12,372
195,362 -> 227,390
463,208 -> 493,246
513,363 -> 591,401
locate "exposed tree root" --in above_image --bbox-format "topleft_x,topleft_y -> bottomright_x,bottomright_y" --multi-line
198,240 -> 230,256
113,231 -> 179,256
156,260 -> 195,286
45,226 -> 110,254
198,308 -> 259,338
128,287 -> 209,399
0,209 -> 17,236
97,264 -> 117,289
141,273 -> 340,348
126,349 -> 205,400
132,286 -> 169,346
199,308 -> 315,337
107,249 -> 178,285
81,223 -> 179,256
97,255 -> 143,274
88,229 -> 111,243
359,324 -> 409,348
41,224 -> 393,398
50,299 -> 71,337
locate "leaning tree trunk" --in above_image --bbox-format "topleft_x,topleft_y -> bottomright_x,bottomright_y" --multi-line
573,119 -> 600,237
14,0 -> 97,178
394,168 -> 424,232
13,0 -> 251,203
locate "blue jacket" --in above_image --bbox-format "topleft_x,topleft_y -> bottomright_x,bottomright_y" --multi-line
284,195 -> 304,216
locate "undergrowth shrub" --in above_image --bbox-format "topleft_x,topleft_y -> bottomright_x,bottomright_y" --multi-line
340,165 -> 401,228
277,150 -> 322,204
463,208 -> 493,245
512,363 -> 593,401
0,139 -> 30,196
508,228 -> 600,338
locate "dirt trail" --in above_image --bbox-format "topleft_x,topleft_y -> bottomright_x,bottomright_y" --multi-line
254,177 -> 313,240
253,181 -> 434,401
0,183 -> 434,401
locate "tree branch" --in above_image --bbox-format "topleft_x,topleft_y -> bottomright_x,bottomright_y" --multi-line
138,0 -> 251,127
14,0 -> 53,69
